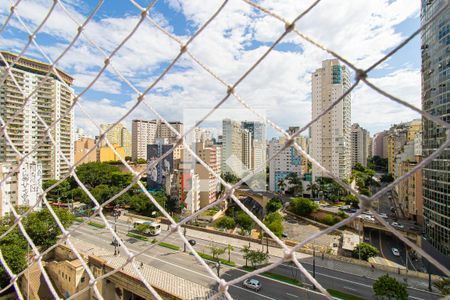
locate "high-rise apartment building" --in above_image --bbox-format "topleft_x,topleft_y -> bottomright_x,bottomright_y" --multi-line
132,119 -> 158,161
351,123 -> 370,167
195,141 -> 220,208
221,119 -> 252,177
268,136 -> 304,193
421,0 -> 450,257
132,119 -> 183,161
242,121 -> 266,172
0,51 -> 74,180
372,131 -> 388,158
311,59 -> 351,180
100,123 -> 131,157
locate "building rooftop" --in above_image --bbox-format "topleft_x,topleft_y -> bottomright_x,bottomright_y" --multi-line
0,51 -> 73,85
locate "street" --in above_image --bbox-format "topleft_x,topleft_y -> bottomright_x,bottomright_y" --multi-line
69,216 -> 441,300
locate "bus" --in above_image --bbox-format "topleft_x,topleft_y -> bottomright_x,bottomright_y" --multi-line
133,220 -> 161,236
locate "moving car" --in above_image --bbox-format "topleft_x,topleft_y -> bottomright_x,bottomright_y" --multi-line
379,213 -> 388,219
392,248 -> 400,256
243,279 -> 261,292
188,239 -> 196,246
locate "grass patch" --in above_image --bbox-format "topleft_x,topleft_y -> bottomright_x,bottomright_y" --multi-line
327,289 -> 364,300
242,266 -> 302,286
126,233 -> 148,241
158,242 -> 180,251
74,217 -> 84,223
88,221 -> 105,229
197,252 -> 236,267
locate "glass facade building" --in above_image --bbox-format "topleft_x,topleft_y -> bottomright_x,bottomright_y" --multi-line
421,0 -> 450,256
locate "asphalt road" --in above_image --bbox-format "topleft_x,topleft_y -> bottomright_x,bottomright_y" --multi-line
71,223 -> 328,300
70,217 -> 441,300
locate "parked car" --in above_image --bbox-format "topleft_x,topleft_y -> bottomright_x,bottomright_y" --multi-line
282,232 -> 288,238
392,248 -> 400,256
243,279 -> 261,292
391,222 -> 404,229
188,239 -> 196,246
379,213 -> 388,219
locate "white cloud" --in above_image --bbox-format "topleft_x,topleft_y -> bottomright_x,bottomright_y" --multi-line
1,0 -> 423,137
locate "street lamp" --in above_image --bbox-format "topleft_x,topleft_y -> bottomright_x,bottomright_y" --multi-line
111,206 -> 121,255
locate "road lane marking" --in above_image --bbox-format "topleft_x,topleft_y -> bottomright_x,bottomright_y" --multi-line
286,292 -> 298,298
343,286 -> 357,292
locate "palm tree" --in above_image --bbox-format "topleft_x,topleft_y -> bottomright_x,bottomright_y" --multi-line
277,179 -> 286,194
226,244 -> 234,262
306,182 -> 319,199
286,172 -> 303,196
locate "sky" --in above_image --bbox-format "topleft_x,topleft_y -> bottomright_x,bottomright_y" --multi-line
0,0 -> 424,139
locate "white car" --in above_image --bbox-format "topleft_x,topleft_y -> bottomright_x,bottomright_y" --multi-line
379,213 -> 388,219
392,248 -> 400,256
243,279 -> 261,292
391,222 -> 404,229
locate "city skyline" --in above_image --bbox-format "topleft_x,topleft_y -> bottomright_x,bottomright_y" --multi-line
0,0 -> 424,138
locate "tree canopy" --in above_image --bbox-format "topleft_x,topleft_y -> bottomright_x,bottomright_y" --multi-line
263,212 -> 283,237
352,242 -> 379,261
290,197 -> 318,216
373,274 -> 408,300
266,198 -> 282,213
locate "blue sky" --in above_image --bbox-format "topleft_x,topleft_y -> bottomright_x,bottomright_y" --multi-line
0,0 -> 424,138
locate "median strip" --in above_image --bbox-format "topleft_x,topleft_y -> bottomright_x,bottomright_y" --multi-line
126,232 -> 148,241
88,221 -> 106,229
158,242 -> 180,251
196,252 -> 236,267
242,266 -> 302,286
327,289 -> 364,300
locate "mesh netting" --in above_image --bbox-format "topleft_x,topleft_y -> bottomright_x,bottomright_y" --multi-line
0,0 -> 449,299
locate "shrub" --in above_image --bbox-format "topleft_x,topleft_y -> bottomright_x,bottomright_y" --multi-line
290,197 -> 318,216
266,198 -> 283,213
264,212 -> 283,237
353,242 -> 380,261
158,242 -> 180,251
336,211 -> 348,219
235,211 -> 254,232
126,232 -> 148,241
214,216 -> 236,230
322,214 -> 340,226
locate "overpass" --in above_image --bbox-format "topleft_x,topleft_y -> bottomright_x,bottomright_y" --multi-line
234,189 -> 289,208
348,218 -> 421,245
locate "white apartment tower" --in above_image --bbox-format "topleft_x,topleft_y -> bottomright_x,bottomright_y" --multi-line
351,123 -> 371,167
0,51 -> 74,180
268,137 -> 304,193
132,119 -> 183,161
132,119 -> 158,161
311,59 -> 351,180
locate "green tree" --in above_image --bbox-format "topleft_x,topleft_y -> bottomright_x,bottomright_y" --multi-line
235,211 -> 254,233
226,244 -> 234,262
373,274 -> 408,300
214,216 -> 236,230
266,198 -> 283,213
0,224 -> 28,288
244,249 -> 270,268
277,178 -> 286,194
111,172 -> 133,188
263,212 -> 283,237
136,158 -> 147,164
23,207 -> 74,249
353,242 -> 380,261
209,245 -> 226,261
285,172 -> 303,196
290,197 -> 318,216
434,278 -> 450,296
75,162 -> 121,188
322,214 -> 340,226
306,182 -> 320,199
43,179 -> 71,201
343,194 -> 359,208
129,192 -> 166,216
380,173 -> 394,183
241,245 -> 251,266
222,172 -> 240,184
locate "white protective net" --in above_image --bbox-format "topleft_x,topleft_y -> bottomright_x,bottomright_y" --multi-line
0,0 -> 449,299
